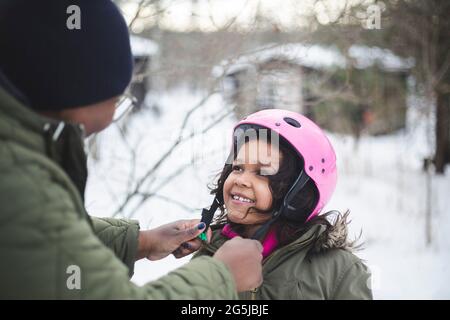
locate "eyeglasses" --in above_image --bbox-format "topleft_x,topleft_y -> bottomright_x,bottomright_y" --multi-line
113,93 -> 138,123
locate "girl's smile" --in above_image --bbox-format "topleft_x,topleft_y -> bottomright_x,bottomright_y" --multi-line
230,192 -> 255,205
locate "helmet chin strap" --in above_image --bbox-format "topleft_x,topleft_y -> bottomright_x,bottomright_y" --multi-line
251,170 -> 310,241
251,210 -> 281,241
198,197 -> 221,241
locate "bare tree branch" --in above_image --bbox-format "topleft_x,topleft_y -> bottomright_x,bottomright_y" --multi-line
140,193 -> 198,212
110,88 -> 235,217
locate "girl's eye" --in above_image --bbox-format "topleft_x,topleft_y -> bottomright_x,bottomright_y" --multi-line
257,169 -> 271,177
232,165 -> 271,176
232,165 -> 243,172
258,168 -> 275,176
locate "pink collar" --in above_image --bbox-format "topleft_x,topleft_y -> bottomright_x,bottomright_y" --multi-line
221,224 -> 278,259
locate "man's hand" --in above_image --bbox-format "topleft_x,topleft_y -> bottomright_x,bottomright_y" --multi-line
213,237 -> 263,292
137,219 -> 212,261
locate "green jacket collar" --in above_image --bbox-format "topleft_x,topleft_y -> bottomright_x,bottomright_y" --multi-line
0,85 -> 88,199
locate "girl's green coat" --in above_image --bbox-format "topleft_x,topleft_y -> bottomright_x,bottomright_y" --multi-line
195,222 -> 373,300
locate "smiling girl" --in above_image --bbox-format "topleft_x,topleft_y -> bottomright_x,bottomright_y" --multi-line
194,109 -> 372,300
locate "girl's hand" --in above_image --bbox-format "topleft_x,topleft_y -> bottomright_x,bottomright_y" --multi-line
136,219 -> 212,261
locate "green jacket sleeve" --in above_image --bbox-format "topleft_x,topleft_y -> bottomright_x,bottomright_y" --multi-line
332,260 -> 373,300
91,216 -> 140,277
63,212 -> 238,299
140,256 -> 238,299
0,167 -> 237,299
52,204 -> 238,299
61,213 -> 238,299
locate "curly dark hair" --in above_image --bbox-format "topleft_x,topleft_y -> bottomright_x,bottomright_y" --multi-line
209,124 -> 330,247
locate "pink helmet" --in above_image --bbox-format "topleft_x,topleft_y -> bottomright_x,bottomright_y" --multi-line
234,109 -> 337,221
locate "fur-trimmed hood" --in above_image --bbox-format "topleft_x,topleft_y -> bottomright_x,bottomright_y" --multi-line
307,211 -> 362,254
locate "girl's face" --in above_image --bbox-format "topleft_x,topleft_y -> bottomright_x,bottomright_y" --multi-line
223,139 -> 282,226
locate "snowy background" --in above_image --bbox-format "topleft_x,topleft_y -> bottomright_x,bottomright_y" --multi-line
85,87 -> 450,300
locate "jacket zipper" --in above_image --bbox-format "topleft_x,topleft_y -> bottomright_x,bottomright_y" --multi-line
250,241 -> 308,300
249,250 -> 281,300
251,288 -> 258,300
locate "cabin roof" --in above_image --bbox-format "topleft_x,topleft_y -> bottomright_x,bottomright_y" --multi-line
213,43 -> 414,77
130,34 -> 159,57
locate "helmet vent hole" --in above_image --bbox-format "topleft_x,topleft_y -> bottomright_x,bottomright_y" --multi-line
309,166 -> 313,171
283,117 -> 301,128
321,158 -> 325,163
275,122 -> 281,126
322,169 -> 325,174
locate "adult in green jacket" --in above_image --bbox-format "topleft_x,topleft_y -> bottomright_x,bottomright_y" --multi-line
0,0 -> 263,299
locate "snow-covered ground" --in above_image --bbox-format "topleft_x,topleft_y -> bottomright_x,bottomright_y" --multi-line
85,87 -> 450,299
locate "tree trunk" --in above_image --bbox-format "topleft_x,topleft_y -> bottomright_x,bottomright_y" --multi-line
433,7 -> 450,174
434,85 -> 450,174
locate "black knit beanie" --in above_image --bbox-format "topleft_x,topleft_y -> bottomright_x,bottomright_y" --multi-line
0,0 -> 133,111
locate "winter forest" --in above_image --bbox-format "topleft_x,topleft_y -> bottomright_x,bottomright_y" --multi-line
84,0 -> 450,299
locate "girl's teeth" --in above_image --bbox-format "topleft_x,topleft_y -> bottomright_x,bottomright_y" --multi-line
232,195 -> 253,203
